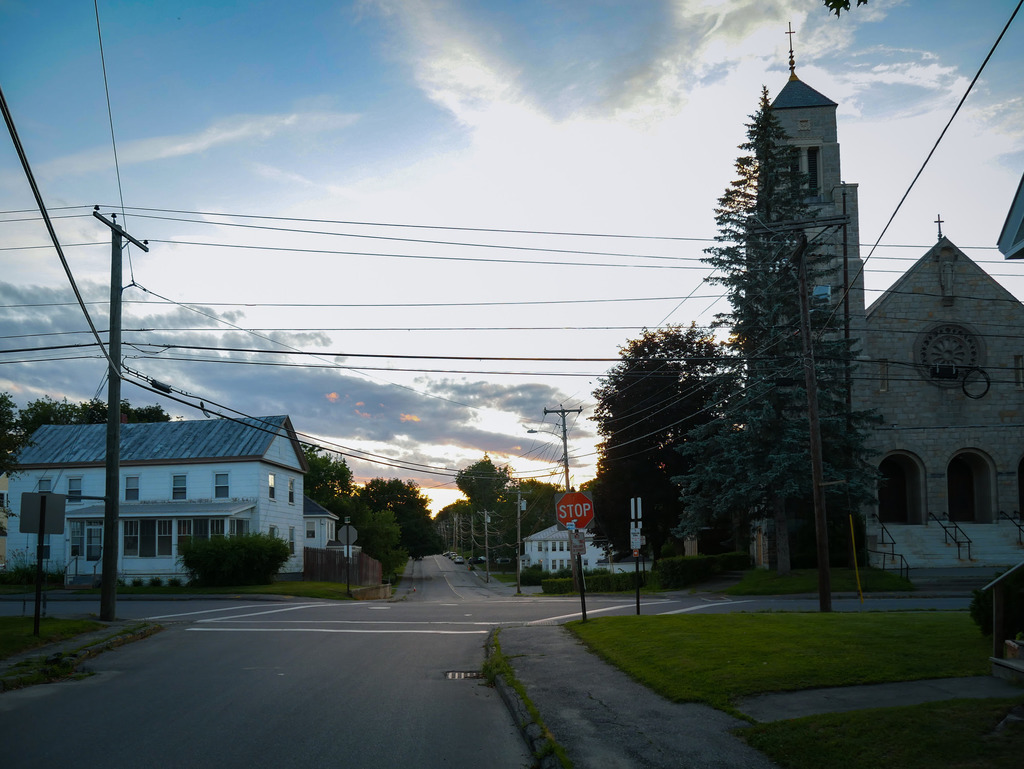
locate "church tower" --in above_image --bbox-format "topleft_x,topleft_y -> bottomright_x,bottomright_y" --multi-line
770,37 -> 865,353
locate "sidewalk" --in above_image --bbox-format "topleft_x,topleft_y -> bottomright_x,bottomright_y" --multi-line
496,623 -> 1023,769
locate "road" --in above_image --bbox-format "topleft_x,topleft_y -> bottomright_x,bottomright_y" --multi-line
0,556 -> 972,768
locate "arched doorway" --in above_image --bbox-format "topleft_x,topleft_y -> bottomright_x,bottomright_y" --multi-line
877,453 -> 924,524
947,452 -> 993,522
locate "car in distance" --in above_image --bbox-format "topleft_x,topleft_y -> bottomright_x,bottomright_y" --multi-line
453,555 -> 465,564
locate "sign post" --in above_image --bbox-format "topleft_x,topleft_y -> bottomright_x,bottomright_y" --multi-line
20,492 -> 66,636
338,517 -> 358,596
556,494 -> 594,623
630,497 -> 642,615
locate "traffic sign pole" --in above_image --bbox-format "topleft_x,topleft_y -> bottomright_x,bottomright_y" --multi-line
631,497 -> 642,615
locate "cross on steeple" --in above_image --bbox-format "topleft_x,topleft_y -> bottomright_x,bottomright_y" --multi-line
935,214 -> 944,241
786,22 -> 797,80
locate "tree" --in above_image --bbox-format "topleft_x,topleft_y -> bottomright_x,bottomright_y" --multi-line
18,395 -> 170,436
1,392 -> 30,479
357,478 -> 442,558
303,446 -> 353,514
674,88 -> 876,574
824,0 -> 868,17
589,325 -> 726,558
455,456 -> 515,558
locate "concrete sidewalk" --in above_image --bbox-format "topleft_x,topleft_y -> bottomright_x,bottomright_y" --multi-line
496,623 -> 1023,769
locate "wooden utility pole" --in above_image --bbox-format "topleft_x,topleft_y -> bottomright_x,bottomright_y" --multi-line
93,209 -> 148,622
543,406 -> 582,491
793,232 -> 832,612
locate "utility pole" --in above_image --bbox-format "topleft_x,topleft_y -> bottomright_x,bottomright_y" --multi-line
544,406 -> 582,491
793,231 -> 832,612
515,484 -> 526,595
93,209 -> 148,622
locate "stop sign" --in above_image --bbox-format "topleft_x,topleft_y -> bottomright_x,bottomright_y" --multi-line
555,491 -> 595,529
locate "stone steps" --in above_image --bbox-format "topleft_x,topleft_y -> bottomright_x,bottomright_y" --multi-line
870,521 -> 1024,570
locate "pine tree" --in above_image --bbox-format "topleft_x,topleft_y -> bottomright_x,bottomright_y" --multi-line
674,88 -> 876,573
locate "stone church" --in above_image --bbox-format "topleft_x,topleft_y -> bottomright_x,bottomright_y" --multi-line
770,61 -> 1024,574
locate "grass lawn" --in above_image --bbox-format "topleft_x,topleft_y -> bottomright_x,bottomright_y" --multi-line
741,696 -> 1024,769
570,611 -> 1024,769
569,612 -> 990,713
724,567 -> 913,595
0,616 -> 106,660
96,581 -> 358,600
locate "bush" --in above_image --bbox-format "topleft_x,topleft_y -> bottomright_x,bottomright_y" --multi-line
131,578 -> 144,587
519,565 -> 547,586
970,567 -> 1024,638
148,576 -> 163,587
168,577 -> 182,587
178,533 -> 291,587
653,552 -> 751,590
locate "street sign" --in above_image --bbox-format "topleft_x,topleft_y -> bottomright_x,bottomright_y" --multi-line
338,524 -> 358,544
19,493 -> 66,534
630,529 -> 642,549
569,529 -> 587,556
555,491 -> 594,530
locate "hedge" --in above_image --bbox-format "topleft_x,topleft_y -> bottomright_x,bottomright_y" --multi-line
178,533 -> 291,586
653,552 -> 751,590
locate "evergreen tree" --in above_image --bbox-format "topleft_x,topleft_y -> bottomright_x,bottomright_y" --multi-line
590,324 -> 725,558
674,88 -> 876,573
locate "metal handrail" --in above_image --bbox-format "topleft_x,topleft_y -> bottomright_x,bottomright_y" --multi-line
928,512 -> 973,560
998,510 -> 1024,545
869,515 -> 910,580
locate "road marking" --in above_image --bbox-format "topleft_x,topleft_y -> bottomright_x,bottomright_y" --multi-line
659,600 -> 755,615
188,627 -> 489,635
145,604 -> 268,620
527,603 -> 636,624
197,603 -> 326,622
206,619 -> 500,626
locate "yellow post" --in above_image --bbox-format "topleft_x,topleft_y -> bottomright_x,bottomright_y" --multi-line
849,514 -> 864,604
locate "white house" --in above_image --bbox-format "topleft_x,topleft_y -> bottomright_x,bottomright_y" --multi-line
522,524 -> 612,572
6,415 -> 308,584
303,496 -> 339,548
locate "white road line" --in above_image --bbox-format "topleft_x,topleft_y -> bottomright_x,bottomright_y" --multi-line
197,603 -> 326,622
527,603 -> 636,624
659,599 -> 755,614
187,627 -> 489,635
145,604 -> 268,620
204,619 -> 500,626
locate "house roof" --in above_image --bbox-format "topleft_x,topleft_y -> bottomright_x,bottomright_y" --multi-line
14,415 -> 308,471
524,524 -> 594,541
68,500 -> 255,518
771,77 -> 838,110
303,495 -> 338,520
998,171 -> 1024,260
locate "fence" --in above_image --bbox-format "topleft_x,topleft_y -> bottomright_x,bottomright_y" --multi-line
303,547 -> 382,586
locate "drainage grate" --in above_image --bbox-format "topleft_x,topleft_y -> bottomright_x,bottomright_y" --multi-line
445,671 -> 483,680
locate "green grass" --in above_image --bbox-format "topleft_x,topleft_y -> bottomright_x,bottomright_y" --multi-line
64,580 -> 358,600
741,697 -> 1024,769
0,616 -> 106,660
569,612 -> 989,713
724,567 -> 914,595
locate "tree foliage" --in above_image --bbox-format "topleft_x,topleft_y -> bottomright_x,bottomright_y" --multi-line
589,325 -> 726,557
16,395 -> 170,436
357,477 -> 442,558
0,393 -> 29,479
824,0 -> 868,17
302,446 -> 353,514
673,88 -> 877,572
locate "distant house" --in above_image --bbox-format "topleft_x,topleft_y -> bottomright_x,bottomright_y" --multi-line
522,524 -> 611,572
303,496 -> 339,548
5,415 -> 308,584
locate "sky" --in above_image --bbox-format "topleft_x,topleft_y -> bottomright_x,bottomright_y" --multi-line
2,0 -> 1023,514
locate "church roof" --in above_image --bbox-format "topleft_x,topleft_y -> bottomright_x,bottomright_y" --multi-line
772,77 -> 838,110
998,171 -> 1024,260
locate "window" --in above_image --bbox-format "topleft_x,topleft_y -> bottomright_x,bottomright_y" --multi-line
70,520 -> 85,557
214,473 -> 229,499
288,478 -> 295,504
67,477 -> 82,502
879,359 -> 890,393
211,519 -> 225,538
177,519 -> 192,543
125,476 -> 140,501
289,526 -> 295,554
1015,355 -> 1024,390
38,478 -> 52,493
172,474 -> 187,500
230,519 -> 249,536
158,520 -> 173,556
124,520 -> 139,556
39,535 -> 50,560
268,473 -> 276,500
806,146 -> 820,195
269,525 -> 278,539
306,521 -> 317,539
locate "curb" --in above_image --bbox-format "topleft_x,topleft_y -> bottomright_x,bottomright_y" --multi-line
0,622 -> 161,693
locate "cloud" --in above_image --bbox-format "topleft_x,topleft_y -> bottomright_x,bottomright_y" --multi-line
39,111 -> 360,177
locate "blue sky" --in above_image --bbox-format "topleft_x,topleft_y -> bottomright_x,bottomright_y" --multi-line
2,0 -> 1023,511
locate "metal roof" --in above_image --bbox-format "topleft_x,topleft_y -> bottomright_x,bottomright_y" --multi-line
772,77 -> 837,110
15,415 -> 303,468
67,500 -> 255,517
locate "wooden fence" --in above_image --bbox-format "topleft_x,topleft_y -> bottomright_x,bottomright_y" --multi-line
303,547 -> 382,586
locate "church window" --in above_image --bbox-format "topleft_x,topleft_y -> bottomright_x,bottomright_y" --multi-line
806,147 -> 820,195
879,360 -> 889,393
1015,355 -> 1024,390
798,119 -> 811,131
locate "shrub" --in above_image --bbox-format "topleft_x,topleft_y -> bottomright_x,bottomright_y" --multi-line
970,567 -> 1024,638
131,578 -> 144,587
519,565 -> 546,586
148,576 -> 163,587
167,577 -> 182,587
178,533 -> 291,587
653,552 -> 751,590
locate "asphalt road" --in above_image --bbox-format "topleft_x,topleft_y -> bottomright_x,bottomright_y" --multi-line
0,556 -> 974,768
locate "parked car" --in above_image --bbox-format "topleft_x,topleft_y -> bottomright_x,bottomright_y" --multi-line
469,555 -> 486,564
495,557 -> 511,565
453,555 -> 465,564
